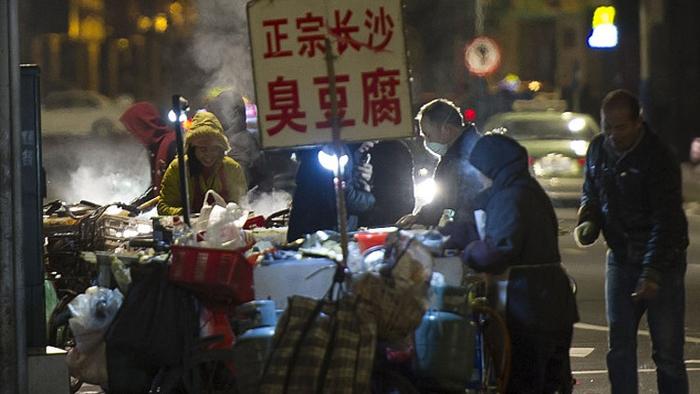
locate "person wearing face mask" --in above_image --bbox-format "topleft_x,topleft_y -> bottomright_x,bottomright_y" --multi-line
463,133 -> 578,393
397,99 -> 482,247
157,111 -> 247,216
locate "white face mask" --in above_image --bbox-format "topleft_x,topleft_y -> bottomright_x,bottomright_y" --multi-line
425,141 -> 449,156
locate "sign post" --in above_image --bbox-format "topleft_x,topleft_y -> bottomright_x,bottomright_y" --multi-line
323,37 -> 350,268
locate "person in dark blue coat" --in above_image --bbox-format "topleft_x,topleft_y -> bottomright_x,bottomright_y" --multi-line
286,143 -> 376,242
462,133 -> 578,393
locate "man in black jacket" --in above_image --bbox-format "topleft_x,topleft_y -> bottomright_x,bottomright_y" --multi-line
357,140 -> 415,227
463,134 -> 578,393
287,143 -> 375,242
398,99 -> 482,247
575,89 -> 689,393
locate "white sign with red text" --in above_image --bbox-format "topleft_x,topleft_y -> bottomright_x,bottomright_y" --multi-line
247,0 -> 412,149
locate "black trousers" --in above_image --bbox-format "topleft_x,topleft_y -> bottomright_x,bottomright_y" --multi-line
506,326 -> 574,394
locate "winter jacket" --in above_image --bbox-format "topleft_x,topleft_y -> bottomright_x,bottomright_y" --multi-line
463,134 -> 578,331
358,140 -> 415,227
578,125 -> 688,283
415,124 -> 482,225
119,102 -> 177,196
287,146 -> 375,242
157,156 -> 247,216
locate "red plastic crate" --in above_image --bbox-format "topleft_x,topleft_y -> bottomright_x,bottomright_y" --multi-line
168,245 -> 254,305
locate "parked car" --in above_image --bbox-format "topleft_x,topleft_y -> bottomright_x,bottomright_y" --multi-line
483,110 -> 600,205
41,90 -> 131,136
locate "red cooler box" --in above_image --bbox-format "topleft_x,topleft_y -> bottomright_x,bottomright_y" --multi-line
169,245 -> 254,305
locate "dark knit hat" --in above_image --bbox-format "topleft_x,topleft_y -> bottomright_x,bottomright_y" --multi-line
469,133 -> 528,179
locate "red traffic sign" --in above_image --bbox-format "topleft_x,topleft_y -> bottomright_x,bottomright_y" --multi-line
464,36 -> 501,77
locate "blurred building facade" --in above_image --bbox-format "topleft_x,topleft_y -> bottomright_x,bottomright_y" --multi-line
403,0 -> 699,157
16,0 -> 700,156
19,0 -> 194,102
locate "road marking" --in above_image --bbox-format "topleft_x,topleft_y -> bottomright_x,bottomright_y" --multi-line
570,347 -> 595,357
574,322 -> 611,332
573,367 -> 700,375
575,322 -> 700,344
561,248 -> 587,255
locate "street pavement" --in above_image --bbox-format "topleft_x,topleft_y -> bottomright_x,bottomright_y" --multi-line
558,207 -> 700,393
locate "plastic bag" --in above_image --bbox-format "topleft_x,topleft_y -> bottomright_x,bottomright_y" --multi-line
110,255 -> 132,294
66,341 -> 108,386
205,202 -> 249,249
352,230 -> 434,341
68,286 -> 123,352
194,189 -> 227,234
44,280 -> 58,337
382,230 -> 434,289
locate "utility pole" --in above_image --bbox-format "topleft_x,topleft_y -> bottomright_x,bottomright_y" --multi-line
1,0 -> 27,393
475,0 -> 485,36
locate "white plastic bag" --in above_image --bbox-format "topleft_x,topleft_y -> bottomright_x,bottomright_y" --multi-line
205,202 -> 249,249
66,341 -> 108,386
68,286 -> 123,353
194,189 -> 228,234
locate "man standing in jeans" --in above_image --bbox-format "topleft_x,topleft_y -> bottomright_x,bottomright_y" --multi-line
574,89 -> 689,393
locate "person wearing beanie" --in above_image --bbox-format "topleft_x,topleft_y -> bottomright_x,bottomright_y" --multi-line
157,111 -> 247,216
463,133 -> 578,393
119,102 -> 177,200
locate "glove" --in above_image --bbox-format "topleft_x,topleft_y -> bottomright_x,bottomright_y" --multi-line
573,221 -> 599,247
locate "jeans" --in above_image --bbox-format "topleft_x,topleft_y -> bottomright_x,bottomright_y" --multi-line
605,250 -> 688,394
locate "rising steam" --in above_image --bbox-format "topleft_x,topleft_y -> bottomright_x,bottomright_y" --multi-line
189,0 -> 254,101
241,189 -> 292,219
43,136 -> 150,205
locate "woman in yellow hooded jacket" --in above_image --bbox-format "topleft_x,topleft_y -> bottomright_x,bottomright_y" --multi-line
157,111 -> 247,216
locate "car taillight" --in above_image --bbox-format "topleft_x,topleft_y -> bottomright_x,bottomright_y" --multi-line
577,158 -> 586,167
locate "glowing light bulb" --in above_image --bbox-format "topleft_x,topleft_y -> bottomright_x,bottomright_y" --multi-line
318,150 -> 349,173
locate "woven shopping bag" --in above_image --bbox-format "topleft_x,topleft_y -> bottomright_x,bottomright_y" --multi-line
318,296 -> 377,392
259,294 -> 377,394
